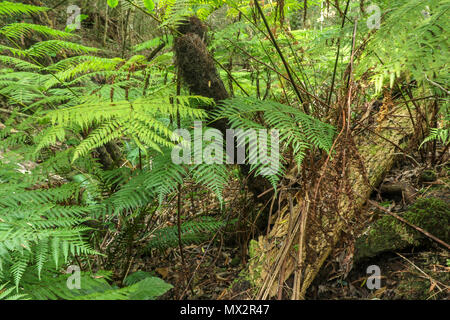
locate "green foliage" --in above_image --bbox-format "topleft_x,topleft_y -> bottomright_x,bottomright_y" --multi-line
160,0 -> 197,27
360,0 -> 449,92
16,269 -> 172,300
0,1 -> 48,17
99,150 -> 184,213
1,0 -> 447,300
146,216 -> 228,251
420,127 -> 449,148
124,271 -> 173,299
190,163 -> 230,204
0,23 -> 73,40
143,0 -> 155,13
107,0 -> 119,9
43,94 -> 210,161
0,166 -> 97,288
216,96 -> 335,186
0,282 -> 29,300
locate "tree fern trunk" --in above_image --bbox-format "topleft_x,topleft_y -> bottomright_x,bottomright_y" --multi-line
173,16 -> 272,198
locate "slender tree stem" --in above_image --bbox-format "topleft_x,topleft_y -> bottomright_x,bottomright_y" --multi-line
327,0 -> 351,108
253,0 -> 307,112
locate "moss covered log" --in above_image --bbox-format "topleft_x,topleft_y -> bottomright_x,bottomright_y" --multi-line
355,197 -> 450,261
246,105 -> 415,299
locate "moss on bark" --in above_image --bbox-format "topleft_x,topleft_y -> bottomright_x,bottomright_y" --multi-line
355,197 -> 450,261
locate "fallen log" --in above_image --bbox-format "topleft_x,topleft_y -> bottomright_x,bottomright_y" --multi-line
246,104 -> 415,299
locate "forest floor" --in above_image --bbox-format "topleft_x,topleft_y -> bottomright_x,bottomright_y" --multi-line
126,157 -> 449,300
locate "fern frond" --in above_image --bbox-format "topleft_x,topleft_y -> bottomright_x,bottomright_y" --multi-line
0,55 -> 40,70
25,40 -> 98,58
0,167 -> 98,287
161,0 -> 194,28
14,268 -> 172,300
0,283 -> 29,300
0,1 -> 48,17
420,127 -> 449,148
190,162 -> 230,204
0,23 -> 73,40
216,97 -> 335,181
40,95 -> 209,161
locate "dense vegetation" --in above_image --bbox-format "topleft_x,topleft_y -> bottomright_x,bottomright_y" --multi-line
0,0 -> 448,300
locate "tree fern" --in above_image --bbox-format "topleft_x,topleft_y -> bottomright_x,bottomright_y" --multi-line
41,94 -> 210,161
0,166 -> 98,288
215,96 -> 336,186
360,0 -> 449,92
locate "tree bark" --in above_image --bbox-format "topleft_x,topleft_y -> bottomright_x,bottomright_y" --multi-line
173,16 -> 272,198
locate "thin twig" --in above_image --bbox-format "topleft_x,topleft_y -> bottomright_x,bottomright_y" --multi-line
396,252 -> 448,292
369,200 -> 450,250
327,0 -> 351,107
226,39 -> 328,107
424,74 -> 450,94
